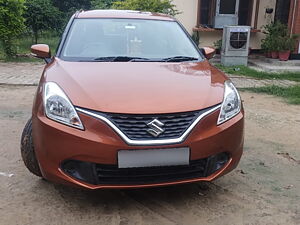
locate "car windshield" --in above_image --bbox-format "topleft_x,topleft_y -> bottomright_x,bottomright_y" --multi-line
60,18 -> 202,62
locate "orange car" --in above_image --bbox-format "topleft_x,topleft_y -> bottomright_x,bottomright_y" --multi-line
21,10 -> 244,189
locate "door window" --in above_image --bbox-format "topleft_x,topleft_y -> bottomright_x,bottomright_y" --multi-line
219,0 -> 237,14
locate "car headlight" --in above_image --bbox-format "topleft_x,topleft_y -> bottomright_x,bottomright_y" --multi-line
217,80 -> 241,125
43,82 -> 84,130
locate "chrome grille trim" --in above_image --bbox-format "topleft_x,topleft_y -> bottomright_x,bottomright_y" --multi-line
76,105 -> 221,146
105,111 -> 201,140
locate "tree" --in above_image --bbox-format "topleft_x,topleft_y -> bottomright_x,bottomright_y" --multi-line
52,0 -> 91,15
112,0 -> 179,16
0,0 -> 25,57
91,0 -> 119,9
24,0 -> 63,43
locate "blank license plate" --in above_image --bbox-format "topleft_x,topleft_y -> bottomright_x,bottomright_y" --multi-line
118,147 -> 190,169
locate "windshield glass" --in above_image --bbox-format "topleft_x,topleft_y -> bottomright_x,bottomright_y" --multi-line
60,18 -> 202,61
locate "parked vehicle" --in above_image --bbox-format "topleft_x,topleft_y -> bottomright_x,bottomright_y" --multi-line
21,10 -> 244,189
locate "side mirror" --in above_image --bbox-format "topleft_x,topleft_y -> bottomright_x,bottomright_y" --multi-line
201,47 -> 216,60
31,44 -> 51,62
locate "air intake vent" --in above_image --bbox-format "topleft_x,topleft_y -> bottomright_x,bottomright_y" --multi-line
230,32 -> 248,49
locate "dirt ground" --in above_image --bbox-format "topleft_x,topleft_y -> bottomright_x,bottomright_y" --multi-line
0,85 -> 299,225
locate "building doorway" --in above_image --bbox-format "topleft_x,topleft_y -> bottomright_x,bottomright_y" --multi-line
275,0 -> 291,24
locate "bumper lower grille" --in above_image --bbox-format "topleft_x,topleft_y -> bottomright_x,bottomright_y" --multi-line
94,159 -> 208,185
62,153 -> 229,186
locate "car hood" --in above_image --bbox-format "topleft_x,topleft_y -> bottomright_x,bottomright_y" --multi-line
43,58 -> 227,114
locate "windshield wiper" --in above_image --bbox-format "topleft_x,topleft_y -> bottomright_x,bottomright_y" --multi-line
93,56 -> 151,62
161,56 -> 199,62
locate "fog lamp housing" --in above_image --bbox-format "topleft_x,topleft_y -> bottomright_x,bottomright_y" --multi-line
62,160 -> 97,185
205,153 -> 229,176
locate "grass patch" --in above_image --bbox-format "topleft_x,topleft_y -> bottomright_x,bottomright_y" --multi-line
0,32 -> 60,62
17,34 -> 59,55
242,85 -> 300,104
215,64 -> 300,82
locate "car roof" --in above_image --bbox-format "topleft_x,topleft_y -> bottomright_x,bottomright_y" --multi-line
76,10 -> 175,21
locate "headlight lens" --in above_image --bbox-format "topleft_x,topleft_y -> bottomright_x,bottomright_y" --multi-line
217,80 -> 241,125
44,82 -> 84,130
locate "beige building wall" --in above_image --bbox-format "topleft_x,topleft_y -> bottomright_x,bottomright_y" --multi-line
173,0 -> 198,32
173,0 -> 277,49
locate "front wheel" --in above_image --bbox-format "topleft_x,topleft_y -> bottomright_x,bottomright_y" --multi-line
20,119 -> 42,177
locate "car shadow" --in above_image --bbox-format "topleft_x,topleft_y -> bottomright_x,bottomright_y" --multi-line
31,176 -> 239,224
41,179 -> 225,207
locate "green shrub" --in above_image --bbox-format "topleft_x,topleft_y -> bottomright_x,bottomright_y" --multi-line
262,21 -> 288,37
191,31 -> 200,46
112,0 -> 180,16
0,0 -> 25,57
91,0 -> 119,9
213,39 -> 222,50
277,35 -> 298,52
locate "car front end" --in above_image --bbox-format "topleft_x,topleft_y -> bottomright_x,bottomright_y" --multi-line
24,10 -> 244,189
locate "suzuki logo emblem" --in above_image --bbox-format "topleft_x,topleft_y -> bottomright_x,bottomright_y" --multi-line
147,119 -> 165,137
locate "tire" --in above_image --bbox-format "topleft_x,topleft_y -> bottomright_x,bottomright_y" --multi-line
21,118 -> 42,177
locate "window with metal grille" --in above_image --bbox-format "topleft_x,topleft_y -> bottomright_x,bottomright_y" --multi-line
197,0 -> 253,27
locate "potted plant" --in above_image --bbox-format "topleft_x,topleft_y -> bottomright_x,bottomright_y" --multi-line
270,38 -> 279,59
262,21 -> 289,59
261,37 -> 272,58
278,35 -> 297,61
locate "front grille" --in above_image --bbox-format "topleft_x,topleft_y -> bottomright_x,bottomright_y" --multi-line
94,159 -> 208,185
87,107 -> 214,140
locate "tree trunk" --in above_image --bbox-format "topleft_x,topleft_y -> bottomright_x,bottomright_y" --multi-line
34,32 -> 38,44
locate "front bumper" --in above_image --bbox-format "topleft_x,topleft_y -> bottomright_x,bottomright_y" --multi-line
32,107 -> 244,189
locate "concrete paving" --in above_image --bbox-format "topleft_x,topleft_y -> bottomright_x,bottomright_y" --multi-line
0,62 -> 44,86
211,54 -> 300,73
229,75 -> 299,88
249,57 -> 300,73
